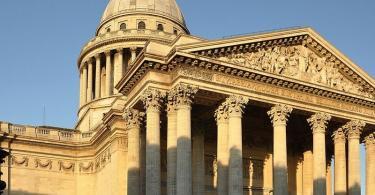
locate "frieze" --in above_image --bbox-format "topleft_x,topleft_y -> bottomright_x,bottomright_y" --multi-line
215,45 -> 373,99
178,66 -> 214,81
213,74 -> 375,118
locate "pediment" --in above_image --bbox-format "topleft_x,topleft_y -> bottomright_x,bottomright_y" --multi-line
177,28 -> 375,100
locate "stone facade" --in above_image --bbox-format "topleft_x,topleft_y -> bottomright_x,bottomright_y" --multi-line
1,0 -> 375,195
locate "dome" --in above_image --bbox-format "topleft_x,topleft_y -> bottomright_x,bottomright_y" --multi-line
101,0 -> 187,28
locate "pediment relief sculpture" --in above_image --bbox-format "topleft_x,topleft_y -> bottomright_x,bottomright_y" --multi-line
215,45 -> 373,99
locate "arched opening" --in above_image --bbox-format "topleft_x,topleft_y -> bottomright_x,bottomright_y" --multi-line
138,21 -> 146,30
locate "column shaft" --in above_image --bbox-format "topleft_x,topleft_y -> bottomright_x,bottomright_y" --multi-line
192,129 -> 205,195
128,125 -> 141,195
82,65 -> 87,105
87,60 -> 93,101
333,129 -> 346,195
95,55 -> 101,99
326,165 -> 332,195
167,106 -> 177,195
131,47 -> 137,63
273,124 -> 288,195
105,52 -> 112,97
365,134 -> 375,195
114,49 -> 123,94
176,104 -> 192,195
216,113 -> 229,195
348,138 -> 360,195
303,150 -> 313,195
79,69 -> 83,106
146,109 -> 161,195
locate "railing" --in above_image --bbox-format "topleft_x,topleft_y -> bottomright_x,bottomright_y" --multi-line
0,122 -> 96,143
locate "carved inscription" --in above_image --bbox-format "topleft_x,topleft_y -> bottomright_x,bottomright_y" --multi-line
214,74 -> 375,118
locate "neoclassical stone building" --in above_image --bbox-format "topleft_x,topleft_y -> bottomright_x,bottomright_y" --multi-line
0,0 -> 374,195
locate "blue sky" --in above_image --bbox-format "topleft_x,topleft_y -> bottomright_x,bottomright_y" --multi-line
0,0 -> 373,193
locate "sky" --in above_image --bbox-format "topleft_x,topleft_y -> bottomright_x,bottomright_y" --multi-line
0,0 -> 373,193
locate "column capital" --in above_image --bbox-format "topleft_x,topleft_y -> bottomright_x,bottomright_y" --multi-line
169,84 -> 198,108
130,46 -> 137,52
332,128 -> 346,143
104,50 -> 111,56
267,104 -> 293,126
307,112 -> 331,134
363,132 -> 375,148
225,95 -> 248,117
116,48 -> 123,53
88,57 -> 94,64
343,120 -> 366,139
140,88 -> 166,112
94,53 -> 101,60
214,103 -> 228,123
123,108 -> 144,129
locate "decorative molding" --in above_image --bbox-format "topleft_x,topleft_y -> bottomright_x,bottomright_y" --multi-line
123,108 -> 145,129
267,104 -> 293,126
34,159 -> 52,170
11,155 -> 29,167
343,120 -> 366,139
58,161 -> 75,172
140,88 -> 166,112
307,112 -> 331,133
168,83 -> 198,107
224,95 -> 249,117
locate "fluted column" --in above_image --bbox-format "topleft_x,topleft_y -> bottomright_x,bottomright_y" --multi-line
215,103 -> 229,195
105,51 -> 112,97
130,47 -> 137,64
124,108 -> 144,195
167,100 -> 177,195
95,54 -> 101,99
267,104 -> 293,195
192,127 -> 205,195
141,89 -> 166,195
332,128 -> 346,195
307,112 -> 331,195
82,63 -> 88,105
344,120 -> 365,195
114,48 -> 123,94
364,132 -> 375,195
226,96 -> 248,195
170,84 -> 198,195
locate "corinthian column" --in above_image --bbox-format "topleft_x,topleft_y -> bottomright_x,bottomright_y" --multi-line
215,103 -> 229,195
170,84 -> 198,195
332,128 -> 346,195
344,120 -> 365,195
105,51 -> 112,97
167,99 -> 177,195
141,88 -> 166,195
87,58 -> 93,101
307,112 -> 331,195
124,108 -> 144,195
267,104 -> 293,195
192,126 -> 205,195
364,132 -> 375,195
226,96 -> 248,195
95,54 -> 101,99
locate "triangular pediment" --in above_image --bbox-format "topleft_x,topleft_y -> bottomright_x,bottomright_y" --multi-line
176,27 -> 375,100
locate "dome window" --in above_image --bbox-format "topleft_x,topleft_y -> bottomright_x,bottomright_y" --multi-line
120,23 -> 126,30
138,21 -> 146,30
106,28 -> 111,33
157,24 -> 164,31
174,29 -> 178,35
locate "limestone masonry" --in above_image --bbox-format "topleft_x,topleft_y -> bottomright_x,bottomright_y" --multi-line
0,0 -> 374,195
